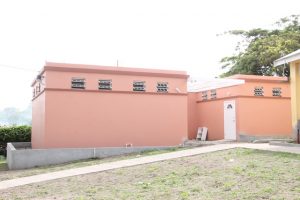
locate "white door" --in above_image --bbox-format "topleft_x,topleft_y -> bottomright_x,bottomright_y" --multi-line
224,100 -> 236,140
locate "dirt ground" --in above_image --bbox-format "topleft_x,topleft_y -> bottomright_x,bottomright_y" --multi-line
1,148 -> 300,200
0,148 -> 181,181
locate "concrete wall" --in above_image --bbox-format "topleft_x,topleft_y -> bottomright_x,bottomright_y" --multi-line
7,142 -> 174,170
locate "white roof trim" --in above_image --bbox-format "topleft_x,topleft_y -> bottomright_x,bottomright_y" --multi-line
274,49 -> 300,66
188,77 -> 245,92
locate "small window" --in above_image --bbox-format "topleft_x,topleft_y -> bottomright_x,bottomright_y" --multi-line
211,89 -> 217,99
272,88 -> 281,97
254,86 -> 264,96
99,80 -> 112,90
133,81 -> 145,92
202,91 -> 208,100
71,78 -> 85,89
33,89 -> 35,97
157,82 -> 168,92
36,84 -> 41,93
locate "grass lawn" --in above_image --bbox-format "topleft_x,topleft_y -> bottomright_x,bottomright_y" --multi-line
0,156 -> 5,171
1,148 -> 300,200
0,147 -> 185,181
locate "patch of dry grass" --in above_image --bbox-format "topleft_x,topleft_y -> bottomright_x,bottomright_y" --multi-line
0,147 -> 184,181
1,148 -> 300,200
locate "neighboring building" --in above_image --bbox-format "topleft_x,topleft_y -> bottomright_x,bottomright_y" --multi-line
31,62 -> 189,149
188,75 -> 292,141
274,49 -> 300,139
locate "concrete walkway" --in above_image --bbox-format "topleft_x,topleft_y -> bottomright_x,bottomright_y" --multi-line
1,143 -> 300,190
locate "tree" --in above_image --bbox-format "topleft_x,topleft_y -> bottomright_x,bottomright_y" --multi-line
220,15 -> 300,77
0,104 -> 32,126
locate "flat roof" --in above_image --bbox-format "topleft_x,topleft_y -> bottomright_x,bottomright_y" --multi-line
274,49 -> 300,66
188,74 -> 288,92
228,74 -> 288,82
44,62 -> 188,77
32,62 -> 189,86
188,77 -> 244,92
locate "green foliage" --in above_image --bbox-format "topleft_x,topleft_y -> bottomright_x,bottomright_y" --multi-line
0,126 -> 31,156
221,15 -> 300,77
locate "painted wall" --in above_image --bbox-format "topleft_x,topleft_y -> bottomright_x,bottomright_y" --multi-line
44,91 -> 187,148
31,92 -> 45,148
188,75 -> 292,141
290,62 -> 300,138
237,97 -> 292,137
187,93 -> 198,139
32,62 -> 188,149
195,99 -> 225,140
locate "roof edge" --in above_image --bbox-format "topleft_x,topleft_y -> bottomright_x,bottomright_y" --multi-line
274,49 -> 300,66
44,62 -> 189,78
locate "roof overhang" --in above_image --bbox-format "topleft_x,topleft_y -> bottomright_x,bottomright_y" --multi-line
188,77 -> 245,92
274,49 -> 300,67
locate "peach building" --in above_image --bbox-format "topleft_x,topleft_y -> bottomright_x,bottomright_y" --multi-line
32,62 -> 293,149
31,62 -> 189,149
188,75 -> 292,141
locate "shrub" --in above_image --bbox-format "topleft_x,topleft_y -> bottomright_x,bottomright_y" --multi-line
0,126 -> 31,156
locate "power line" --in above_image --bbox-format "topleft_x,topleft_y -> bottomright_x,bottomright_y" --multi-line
0,64 -> 39,72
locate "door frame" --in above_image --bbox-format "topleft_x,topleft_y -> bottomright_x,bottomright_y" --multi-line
224,100 -> 237,140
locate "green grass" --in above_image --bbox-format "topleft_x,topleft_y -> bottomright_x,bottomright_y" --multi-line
0,156 -> 6,171
0,147 -> 186,181
1,148 -> 300,200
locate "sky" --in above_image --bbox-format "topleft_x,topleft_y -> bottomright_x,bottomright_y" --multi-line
0,0 -> 299,110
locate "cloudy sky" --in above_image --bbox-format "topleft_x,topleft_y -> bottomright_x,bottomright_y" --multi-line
0,0 -> 299,110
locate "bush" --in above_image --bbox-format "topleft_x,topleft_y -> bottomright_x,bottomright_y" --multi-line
0,126 -> 31,156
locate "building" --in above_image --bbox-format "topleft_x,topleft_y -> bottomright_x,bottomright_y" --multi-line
31,62 -> 189,149
32,62 -> 293,149
188,75 -> 292,141
274,49 -> 300,139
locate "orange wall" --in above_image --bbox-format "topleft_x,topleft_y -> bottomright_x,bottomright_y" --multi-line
187,93 -> 198,139
188,77 -> 292,140
46,70 -> 187,93
197,81 -> 290,101
32,63 -> 188,148
31,92 -> 46,148
42,91 -> 187,148
237,97 -> 292,137
194,99 -> 226,140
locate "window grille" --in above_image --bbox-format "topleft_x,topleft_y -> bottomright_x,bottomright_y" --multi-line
157,82 -> 168,92
133,81 -> 145,92
202,91 -> 208,100
254,87 -> 264,96
211,89 -> 217,99
272,88 -> 281,96
71,78 -> 85,89
99,80 -> 112,90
